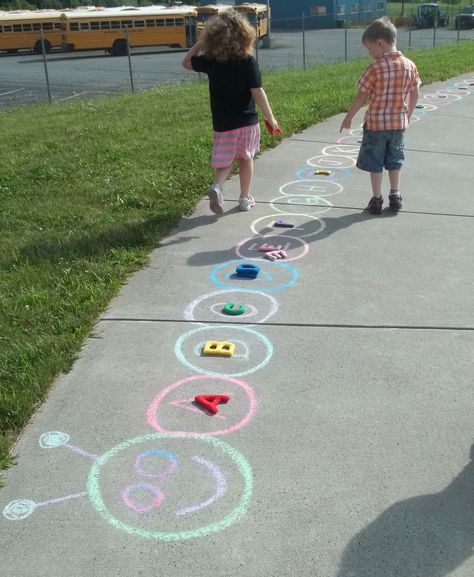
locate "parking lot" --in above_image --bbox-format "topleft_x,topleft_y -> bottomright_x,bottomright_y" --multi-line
1,27 -> 473,108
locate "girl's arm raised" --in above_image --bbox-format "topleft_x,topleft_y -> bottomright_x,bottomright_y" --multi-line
182,41 -> 203,70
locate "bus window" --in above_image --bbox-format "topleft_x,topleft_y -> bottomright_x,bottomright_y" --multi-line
80,22 -> 89,30
134,20 -> 145,27
70,22 -> 79,30
4,25 -> 12,32
33,23 -> 41,30
111,21 -> 120,29
165,18 -> 174,26
120,20 -> 132,28
156,19 -> 164,26
175,18 -> 183,26
23,23 -> 32,31
43,22 -> 53,30
90,21 -> 100,30
13,24 -> 22,32
100,21 -> 111,29
146,19 -> 155,27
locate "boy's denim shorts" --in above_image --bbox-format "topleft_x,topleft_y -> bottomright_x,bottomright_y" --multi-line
356,128 -> 405,173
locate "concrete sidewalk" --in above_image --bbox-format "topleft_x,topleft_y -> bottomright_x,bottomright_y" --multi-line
1,74 -> 473,577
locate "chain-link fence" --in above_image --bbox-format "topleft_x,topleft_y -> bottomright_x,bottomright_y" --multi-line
1,24 -> 473,108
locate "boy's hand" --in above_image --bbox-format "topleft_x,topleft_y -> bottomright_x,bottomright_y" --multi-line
340,115 -> 352,132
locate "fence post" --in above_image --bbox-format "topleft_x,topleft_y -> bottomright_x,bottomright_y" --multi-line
40,29 -> 52,104
456,14 -> 460,44
408,26 -> 412,50
125,26 -> 135,93
432,17 -> 437,48
344,27 -> 348,62
302,13 -> 306,69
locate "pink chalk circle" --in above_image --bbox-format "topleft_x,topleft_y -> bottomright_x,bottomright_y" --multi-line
236,235 -> 309,262
122,483 -> 165,513
147,375 -> 256,436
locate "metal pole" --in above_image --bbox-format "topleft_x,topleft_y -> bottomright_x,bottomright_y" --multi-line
432,16 -> 437,48
40,29 -> 52,104
408,26 -> 412,50
456,12 -> 460,44
266,0 -> 271,39
344,27 -> 348,62
125,26 -> 135,93
302,13 -> 306,70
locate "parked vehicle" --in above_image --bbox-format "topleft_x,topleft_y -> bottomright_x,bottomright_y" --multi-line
454,6 -> 474,29
412,3 -> 449,28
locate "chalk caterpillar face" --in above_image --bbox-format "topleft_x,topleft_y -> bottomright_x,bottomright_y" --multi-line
87,433 -> 253,541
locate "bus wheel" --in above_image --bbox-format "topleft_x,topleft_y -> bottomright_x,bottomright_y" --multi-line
34,39 -> 52,54
112,39 -> 128,56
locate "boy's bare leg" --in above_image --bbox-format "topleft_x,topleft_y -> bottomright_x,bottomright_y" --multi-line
388,169 -> 401,191
238,158 -> 253,198
370,172 -> 383,197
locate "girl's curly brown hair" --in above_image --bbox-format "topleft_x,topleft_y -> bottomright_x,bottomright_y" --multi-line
200,8 -> 256,60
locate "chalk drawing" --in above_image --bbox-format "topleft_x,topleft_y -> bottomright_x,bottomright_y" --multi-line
175,456 -> 227,516
280,180 -> 343,198
306,155 -> 356,169
236,235 -> 309,262
184,289 -> 278,324
122,483 -> 165,513
295,165 -> 353,181
87,433 -> 253,541
135,449 -> 177,478
270,194 -> 333,216
210,258 -> 299,293
175,325 -> 273,377
147,374 -> 256,436
3,493 -> 88,521
251,214 -> 326,240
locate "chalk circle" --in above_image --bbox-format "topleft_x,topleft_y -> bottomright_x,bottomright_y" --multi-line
270,194 -> 333,216
87,433 -> 253,541
175,324 -> 273,377
184,289 -> 278,324
443,85 -> 473,95
423,92 -> 461,105
147,374 -> 256,436
39,431 -> 70,449
296,165 -> 353,182
135,449 -> 177,478
409,113 -> 422,123
414,103 -> 436,112
251,214 -> 326,241
236,235 -> 309,263
336,134 -> 361,145
3,499 -> 37,521
307,154 -> 356,169
321,144 -> 360,157
122,483 -> 165,513
280,179 -> 343,198
211,258 -> 299,293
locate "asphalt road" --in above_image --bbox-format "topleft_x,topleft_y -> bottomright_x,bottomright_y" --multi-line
1,27 -> 473,107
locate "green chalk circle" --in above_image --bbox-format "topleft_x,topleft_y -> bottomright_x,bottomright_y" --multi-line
223,303 -> 246,315
87,433 -> 253,541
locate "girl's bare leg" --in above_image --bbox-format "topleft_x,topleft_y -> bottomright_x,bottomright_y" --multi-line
238,158 -> 253,198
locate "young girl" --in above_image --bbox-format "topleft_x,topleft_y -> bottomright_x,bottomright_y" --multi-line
183,9 -> 279,214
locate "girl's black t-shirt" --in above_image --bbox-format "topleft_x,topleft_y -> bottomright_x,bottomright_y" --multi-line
191,54 -> 262,132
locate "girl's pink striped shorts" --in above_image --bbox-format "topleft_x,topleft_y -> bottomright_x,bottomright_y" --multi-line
211,123 -> 261,168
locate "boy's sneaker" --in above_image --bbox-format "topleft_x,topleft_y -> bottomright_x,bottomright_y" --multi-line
367,195 -> 383,215
238,195 -> 256,211
389,194 -> 403,212
208,184 -> 224,215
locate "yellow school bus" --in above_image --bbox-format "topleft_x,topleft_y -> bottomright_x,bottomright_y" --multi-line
0,9 -> 66,54
234,3 -> 270,39
63,6 -> 198,55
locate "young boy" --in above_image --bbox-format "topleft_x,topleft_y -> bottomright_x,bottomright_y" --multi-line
340,17 -> 420,214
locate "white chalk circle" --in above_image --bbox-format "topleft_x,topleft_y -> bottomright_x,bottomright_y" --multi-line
280,179 -> 343,198
307,155 -> 356,169
3,499 -> 37,521
39,431 -> 70,449
321,144 -> 361,156
251,214 -> 326,240
423,92 -> 461,105
270,195 -> 333,216
236,235 -> 309,262
414,103 -> 437,112
175,325 -> 273,377
183,289 -> 279,324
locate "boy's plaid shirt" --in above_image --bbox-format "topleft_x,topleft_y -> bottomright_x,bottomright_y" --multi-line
358,51 -> 419,131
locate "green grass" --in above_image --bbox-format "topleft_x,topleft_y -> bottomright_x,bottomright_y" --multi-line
1,42 -> 473,478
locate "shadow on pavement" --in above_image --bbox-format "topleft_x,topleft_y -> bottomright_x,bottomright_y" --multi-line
335,443 -> 474,577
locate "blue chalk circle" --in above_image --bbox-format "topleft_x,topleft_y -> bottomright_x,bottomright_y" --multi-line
3,499 -> 37,521
39,431 -> 71,449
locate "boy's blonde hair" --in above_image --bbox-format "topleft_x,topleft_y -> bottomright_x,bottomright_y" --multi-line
362,16 -> 397,45
200,8 -> 255,60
